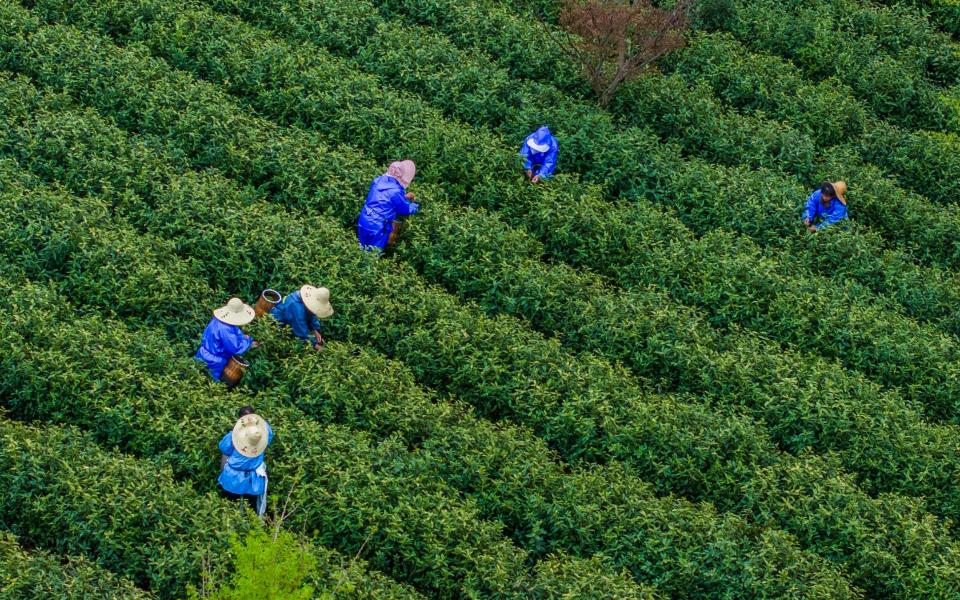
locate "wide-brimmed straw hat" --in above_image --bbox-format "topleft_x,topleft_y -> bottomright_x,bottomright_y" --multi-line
300,285 -> 334,319
832,181 -> 848,205
214,298 -> 256,326
232,413 -> 269,458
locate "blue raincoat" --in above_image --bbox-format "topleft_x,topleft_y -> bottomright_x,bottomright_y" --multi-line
803,189 -> 848,231
270,290 -> 321,342
194,317 -> 253,380
218,422 -> 274,497
519,126 -> 558,179
357,175 -> 419,250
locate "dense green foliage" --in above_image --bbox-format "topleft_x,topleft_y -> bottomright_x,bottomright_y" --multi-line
0,532 -> 152,599
2,0 -> 959,595
187,529 -> 320,600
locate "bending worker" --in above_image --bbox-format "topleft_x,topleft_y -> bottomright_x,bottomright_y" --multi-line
271,285 -> 334,350
357,160 -> 419,252
219,406 -> 273,517
520,126 -> 558,184
195,298 -> 258,382
803,180 -> 848,232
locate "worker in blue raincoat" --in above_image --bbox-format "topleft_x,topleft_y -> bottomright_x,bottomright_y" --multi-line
803,181 -> 848,232
520,126 -> 558,183
271,285 -> 334,350
357,160 -> 419,252
219,406 -> 273,516
195,298 -> 258,381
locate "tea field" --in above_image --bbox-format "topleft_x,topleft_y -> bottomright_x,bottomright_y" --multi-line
1,0 -> 960,597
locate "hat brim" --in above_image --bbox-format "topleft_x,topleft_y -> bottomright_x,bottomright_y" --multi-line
300,286 -> 334,320
527,139 -> 549,153
232,415 -> 269,458
213,304 -> 256,326
832,181 -> 848,205
309,304 -> 334,320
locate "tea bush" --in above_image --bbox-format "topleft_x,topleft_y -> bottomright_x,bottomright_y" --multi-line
0,532 -> 152,599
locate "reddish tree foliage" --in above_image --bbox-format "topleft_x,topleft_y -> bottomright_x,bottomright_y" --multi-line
555,0 -> 695,107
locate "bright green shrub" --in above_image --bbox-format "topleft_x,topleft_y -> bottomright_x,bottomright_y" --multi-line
187,528 -> 319,600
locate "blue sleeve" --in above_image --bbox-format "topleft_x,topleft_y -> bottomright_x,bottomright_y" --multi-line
310,313 -> 322,333
816,203 -> 848,230
218,431 -> 234,456
519,143 -> 533,170
802,191 -> 818,221
538,144 -> 558,178
266,422 -> 274,447
286,302 -> 313,341
389,189 -> 418,216
222,326 -> 253,355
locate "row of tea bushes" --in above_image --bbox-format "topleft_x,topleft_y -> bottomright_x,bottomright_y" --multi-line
715,0 -> 960,131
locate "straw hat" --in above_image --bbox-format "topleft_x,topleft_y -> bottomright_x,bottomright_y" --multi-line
300,285 -> 334,319
214,298 -> 255,326
232,413 -> 269,458
832,181 -> 848,205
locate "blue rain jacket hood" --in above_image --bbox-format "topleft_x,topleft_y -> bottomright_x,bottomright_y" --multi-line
270,290 -> 321,342
803,189 -> 848,230
218,422 -> 274,496
357,175 -> 419,249
194,317 -> 253,380
520,126 -> 558,178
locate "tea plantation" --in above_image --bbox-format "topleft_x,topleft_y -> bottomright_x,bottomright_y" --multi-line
1,0 -> 960,597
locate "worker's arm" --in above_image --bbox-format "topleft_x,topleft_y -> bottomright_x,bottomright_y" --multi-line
218,431 -> 234,457
519,143 -> 533,170
222,327 -> 254,355
815,203 -> 848,230
309,314 -> 323,348
390,189 -> 419,216
284,302 -> 314,341
537,144 -> 558,178
802,190 -> 818,225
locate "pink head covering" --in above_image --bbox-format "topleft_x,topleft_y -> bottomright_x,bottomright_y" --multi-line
385,160 -> 416,188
